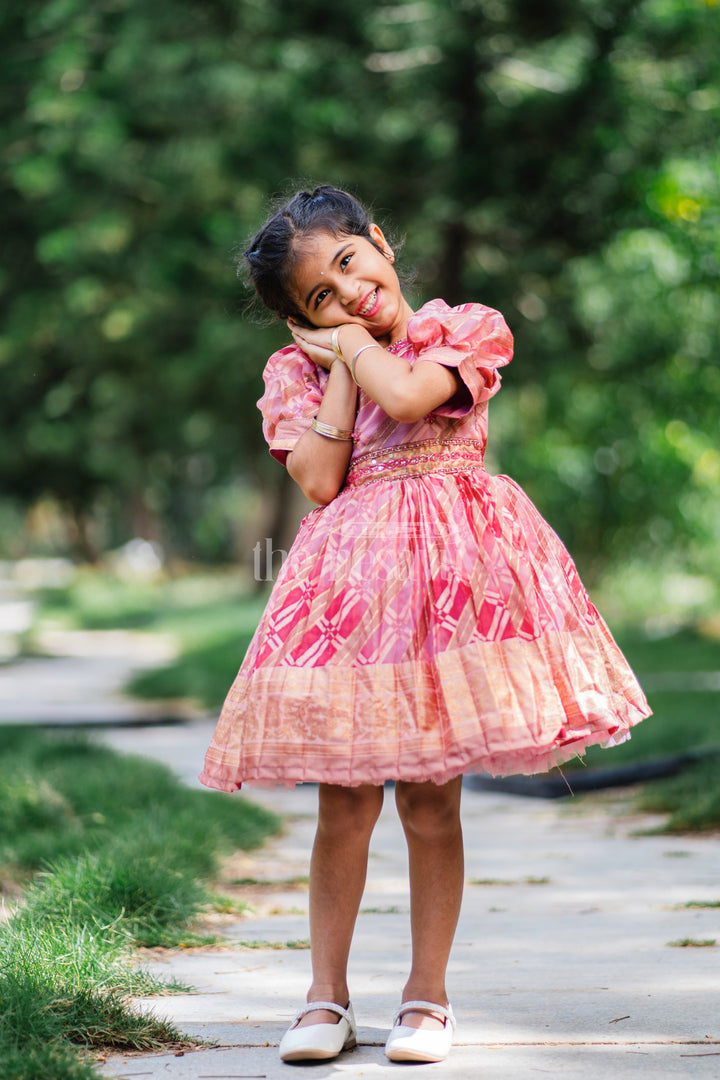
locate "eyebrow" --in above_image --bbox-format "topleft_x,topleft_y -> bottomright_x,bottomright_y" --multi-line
304,242 -> 353,309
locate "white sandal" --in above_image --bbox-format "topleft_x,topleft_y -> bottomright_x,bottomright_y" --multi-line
385,999 -> 455,1063
279,1001 -> 357,1062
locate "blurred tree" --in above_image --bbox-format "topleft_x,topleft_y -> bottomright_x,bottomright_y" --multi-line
1,0 -> 718,579
1,0 -> 298,559
345,0 -> 720,578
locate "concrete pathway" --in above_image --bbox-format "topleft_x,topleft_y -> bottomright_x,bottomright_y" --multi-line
95,753 -> 720,1080
0,627 -> 193,726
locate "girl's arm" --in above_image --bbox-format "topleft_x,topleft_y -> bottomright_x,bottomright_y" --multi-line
286,359 -> 357,505
289,322 -> 461,424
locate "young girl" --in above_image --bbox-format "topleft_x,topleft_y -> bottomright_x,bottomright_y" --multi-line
200,185 -> 651,1065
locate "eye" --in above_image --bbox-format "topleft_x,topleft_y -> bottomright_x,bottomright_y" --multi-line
313,288 -> 330,309
340,252 -> 353,271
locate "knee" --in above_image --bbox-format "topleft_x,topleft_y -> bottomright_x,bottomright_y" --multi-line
317,784 -> 383,841
395,782 -> 462,844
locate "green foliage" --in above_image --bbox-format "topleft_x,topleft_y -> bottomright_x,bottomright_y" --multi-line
1,0 -> 719,576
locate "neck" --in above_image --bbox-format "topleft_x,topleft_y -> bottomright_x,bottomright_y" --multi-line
382,297 -> 414,346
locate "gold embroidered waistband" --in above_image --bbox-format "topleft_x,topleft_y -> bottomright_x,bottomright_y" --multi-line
344,438 -> 486,488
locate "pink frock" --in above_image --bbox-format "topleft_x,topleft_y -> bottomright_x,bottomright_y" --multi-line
200,299 -> 651,790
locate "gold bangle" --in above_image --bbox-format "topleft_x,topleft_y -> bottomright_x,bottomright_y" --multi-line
311,417 -> 354,441
330,328 -> 343,360
349,344 -> 381,384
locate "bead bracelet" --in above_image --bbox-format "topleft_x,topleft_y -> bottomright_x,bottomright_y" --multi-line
311,417 -> 354,441
350,343 -> 382,384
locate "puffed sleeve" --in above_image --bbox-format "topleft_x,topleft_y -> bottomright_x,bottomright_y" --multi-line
407,298 -> 513,417
256,345 -> 328,465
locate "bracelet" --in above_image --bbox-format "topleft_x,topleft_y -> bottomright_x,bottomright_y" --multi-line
311,417 -> 354,441
349,343 -> 381,384
330,327 -> 344,360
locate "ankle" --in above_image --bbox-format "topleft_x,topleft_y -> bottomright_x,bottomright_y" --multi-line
402,983 -> 448,1008
308,983 -> 350,1007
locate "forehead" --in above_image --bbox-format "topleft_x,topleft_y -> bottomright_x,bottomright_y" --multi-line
288,230 -> 355,304
291,229 -> 346,271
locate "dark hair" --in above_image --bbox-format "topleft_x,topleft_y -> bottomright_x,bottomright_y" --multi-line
240,185 -> 384,326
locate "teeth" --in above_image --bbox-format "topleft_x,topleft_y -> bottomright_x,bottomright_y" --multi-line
358,289 -> 377,315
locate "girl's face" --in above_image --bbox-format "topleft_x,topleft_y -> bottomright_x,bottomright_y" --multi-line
289,224 -> 413,344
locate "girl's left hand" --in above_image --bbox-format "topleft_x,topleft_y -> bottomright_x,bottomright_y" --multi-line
287,319 -> 340,370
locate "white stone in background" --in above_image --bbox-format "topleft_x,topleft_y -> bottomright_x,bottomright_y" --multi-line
108,538 -> 165,580
34,627 -> 177,662
0,577 -> 35,660
1,558 -> 76,590
0,600 -> 34,635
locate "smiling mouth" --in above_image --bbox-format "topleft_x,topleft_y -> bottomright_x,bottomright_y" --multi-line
356,288 -> 379,317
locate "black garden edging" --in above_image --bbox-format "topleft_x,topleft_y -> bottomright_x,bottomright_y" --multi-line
465,748 -> 720,799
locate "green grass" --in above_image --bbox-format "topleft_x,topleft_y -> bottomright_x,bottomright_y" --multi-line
234,939 -> 311,950
609,626 -> 720,675
0,1044 -> 100,1080
21,846 -> 212,948
667,938 -> 717,948
579,689 -> 720,767
0,919 -> 185,1048
0,727 -> 276,879
468,876 -> 551,886
127,631 -> 256,709
634,755 -> 720,833
589,628 -> 720,763
35,569 -> 265,635
0,727 -> 280,1078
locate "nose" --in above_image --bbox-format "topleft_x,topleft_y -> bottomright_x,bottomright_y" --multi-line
338,279 -> 362,307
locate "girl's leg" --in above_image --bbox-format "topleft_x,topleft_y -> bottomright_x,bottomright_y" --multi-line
295,782 -> 384,1027
394,776 -> 464,1028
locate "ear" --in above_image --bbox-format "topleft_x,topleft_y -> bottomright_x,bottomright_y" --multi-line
368,223 -> 394,261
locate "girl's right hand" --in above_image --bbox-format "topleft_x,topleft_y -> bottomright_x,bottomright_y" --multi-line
288,318 -> 350,371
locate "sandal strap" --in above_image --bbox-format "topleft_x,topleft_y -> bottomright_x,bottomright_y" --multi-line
393,1000 -> 455,1030
293,1001 -> 353,1026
